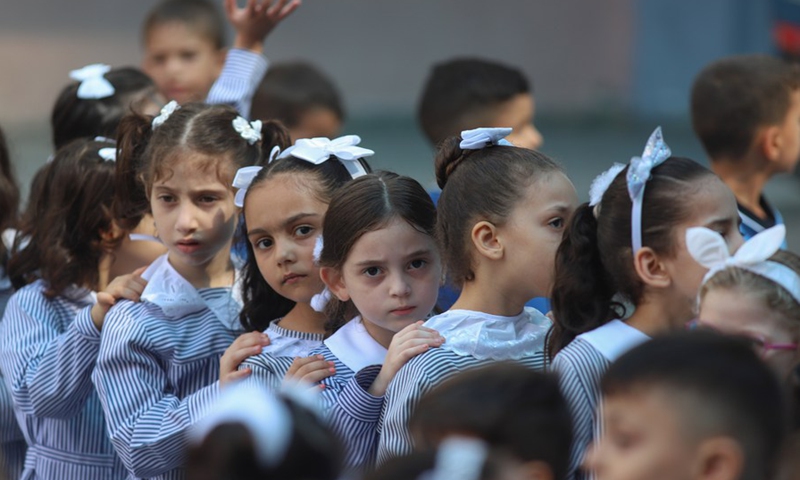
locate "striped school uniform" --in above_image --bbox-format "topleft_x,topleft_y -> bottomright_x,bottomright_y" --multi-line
376,308 -> 551,465
0,281 -> 127,480
552,320 -> 650,480
738,196 -> 787,247
92,255 -> 243,480
239,319 -> 325,389
206,48 -> 268,119
0,275 -> 26,480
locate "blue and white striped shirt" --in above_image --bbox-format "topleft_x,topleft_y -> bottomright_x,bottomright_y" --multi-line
738,196 -> 787,247
206,48 -> 268,120
0,281 -> 127,480
0,286 -> 26,480
92,255 -> 243,480
552,320 -> 649,480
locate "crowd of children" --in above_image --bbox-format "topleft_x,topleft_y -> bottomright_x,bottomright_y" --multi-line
0,1 -> 799,480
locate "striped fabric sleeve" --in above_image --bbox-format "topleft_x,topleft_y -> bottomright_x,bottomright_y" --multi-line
239,354 -> 293,391
0,290 -> 100,420
326,365 -> 383,469
205,48 -> 268,119
92,305 -> 219,478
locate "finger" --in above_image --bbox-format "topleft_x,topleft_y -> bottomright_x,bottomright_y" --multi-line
299,368 -> 335,384
224,368 -> 252,383
246,0 -> 257,15
229,345 -> 263,365
266,0 -> 289,16
397,343 -> 434,362
294,360 -> 335,378
233,332 -> 266,348
224,0 -> 236,17
277,0 -> 300,19
398,337 -> 443,351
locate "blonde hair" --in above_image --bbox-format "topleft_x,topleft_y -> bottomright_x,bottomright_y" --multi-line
699,249 -> 800,326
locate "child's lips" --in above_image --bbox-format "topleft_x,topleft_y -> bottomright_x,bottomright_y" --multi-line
176,240 -> 201,254
391,306 -> 416,316
283,273 -> 306,285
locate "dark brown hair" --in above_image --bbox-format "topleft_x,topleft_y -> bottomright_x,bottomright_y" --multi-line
0,127 -> 20,267
143,0 -> 226,49
691,54 -> 800,161
8,138 -> 118,297
114,102 -> 289,231
547,158 -> 715,358
238,149 -> 372,332
319,171 -> 437,331
434,136 -> 562,287
51,67 -> 156,150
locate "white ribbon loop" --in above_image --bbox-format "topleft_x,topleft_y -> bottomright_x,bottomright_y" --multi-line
589,163 -> 626,207
70,64 -> 115,100
426,437 -> 488,480
97,148 -> 116,162
232,166 -> 264,208
152,100 -> 180,129
277,135 -> 374,178
627,126 -> 672,254
233,117 -> 262,145
459,127 -> 513,150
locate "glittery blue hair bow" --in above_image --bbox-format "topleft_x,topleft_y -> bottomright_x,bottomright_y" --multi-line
627,127 -> 671,254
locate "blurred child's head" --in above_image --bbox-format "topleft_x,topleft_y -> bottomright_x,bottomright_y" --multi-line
434,129 -> 576,309
251,62 -> 344,140
319,171 -> 441,337
548,130 -> 743,358
237,135 -> 372,332
142,0 -> 226,104
693,226 -> 800,381
52,64 -> 160,150
410,363 -> 572,480
586,331 -> 787,480
418,58 -> 542,150
117,102 -> 274,275
188,383 -> 341,480
8,138 -> 118,296
0,126 -> 19,264
691,54 -> 800,173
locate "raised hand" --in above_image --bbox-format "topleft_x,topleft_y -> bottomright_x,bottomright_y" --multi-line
91,266 -> 148,331
368,322 -> 444,396
225,0 -> 302,53
219,331 -> 271,387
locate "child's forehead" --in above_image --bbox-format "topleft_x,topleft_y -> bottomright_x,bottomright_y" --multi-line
152,151 -> 236,189
144,19 -> 219,50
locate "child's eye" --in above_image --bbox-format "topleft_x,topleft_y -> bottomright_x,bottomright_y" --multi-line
363,267 -> 382,278
548,217 -> 565,229
295,226 -> 314,237
255,238 -> 273,250
158,194 -> 176,203
198,196 -> 218,204
408,259 -> 427,270
181,51 -> 197,62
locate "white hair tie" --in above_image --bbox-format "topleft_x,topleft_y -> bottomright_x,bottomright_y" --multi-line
459,127 -> 513,150
233,117 -> 262,145
627,126 -> 671,255
152,100 -> 180,129
278,135 -> 373,179
69,64 -> 115,100
98,148 -> 116,162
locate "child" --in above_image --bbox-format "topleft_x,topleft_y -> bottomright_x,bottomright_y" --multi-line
227,135 -> 373,388
417,58 -> 543,150
377,127 -> 576,464
307,171 -> 443,469
691,54 -> 800,242
584,331 -> 787,480
250,62 -> 344,140
91,102 -> 281,479
548,128 -> 744,480
141,0 -> 299,118
410,363 -> 572,480
0,138 -> 148,480
688,224 -> 800,382
187,382 -> 341,480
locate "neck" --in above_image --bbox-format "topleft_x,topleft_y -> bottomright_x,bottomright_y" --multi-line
711,158 -> 770,216
361,317 -> 395,349
97,252 -> 114,292
451,278 -> 526,317
625,295 -> 690,337
169,244 -> 234,289
279,302 -> 328,335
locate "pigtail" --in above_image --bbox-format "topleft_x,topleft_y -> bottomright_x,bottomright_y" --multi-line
323,298 -> 359,335
434,135 -> 471,189
256,119 -> 292,164
547,203 -> 624,359
0,127 -> 19,268
113,112 -> 154,231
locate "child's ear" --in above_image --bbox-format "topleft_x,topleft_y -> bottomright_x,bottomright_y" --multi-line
692,437 -> 743,480
319,267 -> 350,302
470,221 -> 503,261
632,247 -> 671,289
760,125 -> 784,164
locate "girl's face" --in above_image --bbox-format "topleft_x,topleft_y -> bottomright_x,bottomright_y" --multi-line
498,171 -> 578,301
150,154 -> 238,276
658,177 -> 743,322
699,286 -> 800,380
245,174 -> 327,305
329,217 -> 441,340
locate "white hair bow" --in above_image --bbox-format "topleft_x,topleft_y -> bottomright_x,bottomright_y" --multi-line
278,135 -> 373,179
309,235 -> 333,313
687,224 -> 800,303
232,166 -> 263,208
459,127 -> 513,150
589,163 -> 626,208
422,437 -> 488,480
98,148 -> 116,162
233,117 -> 262,145
152,100 -> 180,129
627,127 -> 671,254
69,64 -> 115,100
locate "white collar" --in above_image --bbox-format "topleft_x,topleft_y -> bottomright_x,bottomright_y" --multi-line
141,254 -> 243,330
323,317 -> 387,373
263,320 -> 325,358
423,307 -> 551,361
577,320 -> 650,362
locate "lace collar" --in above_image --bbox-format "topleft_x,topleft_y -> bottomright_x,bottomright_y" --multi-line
423,307 -> 551,360
323,317 -> 387,373
263,319 -> 325,358
577,320 -> 650,362
141,254 -> 243,330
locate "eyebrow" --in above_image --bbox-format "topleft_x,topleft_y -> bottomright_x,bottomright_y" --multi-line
352,248 -> 433,267
704,217 -> 735,230
246,212 -> 320,237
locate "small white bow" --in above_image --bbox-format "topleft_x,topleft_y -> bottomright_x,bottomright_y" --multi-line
459,127 -> 513,150
97,148 -> 116,162
233,117 -> 262,145
152,100 -> 180,129
626,127 -> 671,203
232,166 -> 263,208
589,163 -> 626,207
687,224 -> 785,283
278,135 -> 374,179
70,64 -> 115,100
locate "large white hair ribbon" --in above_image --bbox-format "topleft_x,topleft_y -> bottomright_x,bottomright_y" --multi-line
278,135 -> 374,179
422,437 -> 488,480
627,127 -> 671,254
69,63 -> 115,100
459,127 -> 513,149
232,166 -> 263,208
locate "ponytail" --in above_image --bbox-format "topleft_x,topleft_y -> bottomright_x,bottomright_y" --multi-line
113,112 -> 154,231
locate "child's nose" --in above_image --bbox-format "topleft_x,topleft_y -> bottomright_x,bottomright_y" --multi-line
389,273 -> 412,297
